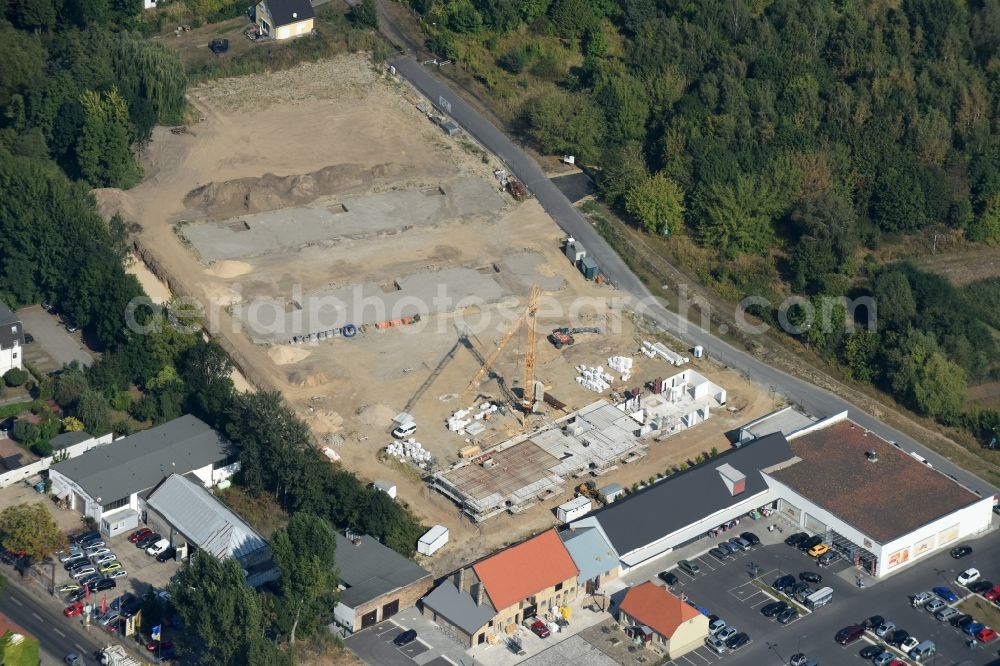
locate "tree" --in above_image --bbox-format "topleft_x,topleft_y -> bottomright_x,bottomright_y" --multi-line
76,87 -> 141,188
873,271 -> 916,328
968,193 -> 1000,245
180,339 -> 235,426
61,416 -> 85,432
520,91 -> 605,163
53,367 -> 89,407
349,0 -> 378,29
841,329 -> 879,382
598,142 -> 648,207
169,552 -> 271,666
787,193 -> 857,292
0,503 -> 65,559
914,352 -> 967,422
870,159 -> 927,232
625,172 -> 685,235
271,513 -> 338,644
75,389 -> 111,434
3,369 -> 28,387
694,175 -> 783,257
594,70 -> 649,146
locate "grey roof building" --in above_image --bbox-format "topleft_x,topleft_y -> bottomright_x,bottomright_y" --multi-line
50,415 -> 233,503
420,580 -> 496,636
333,532 -> 433,633
560,527 -> 619,586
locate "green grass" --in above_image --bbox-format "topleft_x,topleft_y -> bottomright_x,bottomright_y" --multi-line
958,596 -> 1000,632
0,402 -> 33,419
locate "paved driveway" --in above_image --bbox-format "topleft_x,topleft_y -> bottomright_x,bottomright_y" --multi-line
389,55 -> 999,501
345,617 -> 469,666
17,306 -> 94,370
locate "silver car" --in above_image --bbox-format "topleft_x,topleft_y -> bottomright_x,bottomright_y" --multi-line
936,607 -> 959,622
705,636 -> 727,654
924,598 -> 946,614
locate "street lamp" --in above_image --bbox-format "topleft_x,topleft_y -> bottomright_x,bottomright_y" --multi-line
766,641 -> 783,663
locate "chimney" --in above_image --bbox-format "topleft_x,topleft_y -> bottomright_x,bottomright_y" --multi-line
474,582 -> 485,606
455,567 -> 467,592
865,450 -> 878,463
716,464 -> 746,496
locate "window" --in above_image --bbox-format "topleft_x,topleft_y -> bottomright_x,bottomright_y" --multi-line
101,496 -> 129,512
555,582 -> 563,592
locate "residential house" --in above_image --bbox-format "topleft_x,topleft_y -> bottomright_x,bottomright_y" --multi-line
0,304 -> 23,376
560,526 -> 620,594
420,529 -> 579,646
144,473 -> 278,586
255,0 -> 314,40
332,532 -> 433,633
49,415 -> 239,534
617,582 -> 708,658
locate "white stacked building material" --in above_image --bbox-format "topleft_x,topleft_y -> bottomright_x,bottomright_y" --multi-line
641,341 -> 689,366
385,438 -> 434,468
575,365 -> 613,393
608,356 -> 633,382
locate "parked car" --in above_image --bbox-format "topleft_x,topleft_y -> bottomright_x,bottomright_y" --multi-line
529,619 -> 549,638
969,580 -> 994,594
784,532 -> 808,547
817,550 -> 839,566
924,599 -> 946,614
92,553 -> 116,565
800,571 -> 822,584
899,636 -> 919,653
950,613 -> 973,628
678,560 -> 700,575
155,547 -> 177,563
859,645 -> 885,659
740,531 -> 760,546
717,541 -> 735,555
145,640 -> 173,652
708,618 -> 726,635
789,653 -> 809,666
799,535 -> 823,551
936,607 -> 959,622
963,622 -> 986,636
808,543 -> 830,558
888,629 -> 910,647
71,566 -> 96,579
835,625 -> 865,645
724,632 -> 750,649
911,591 -> 934,607
709,547 -> 728,561
72,530 -> 100,545
128,528 -> 152,543
63,556 -> 88,571
393,629 -> 418,645
146,540 -> 170,557
874,621 -> 896,638
84,544 -> 109,555
704,636 -> 727,654
58,548 -> 83,563
716,626 -> 737,642
106,569 -> 128,580
873,652 -> 896,666
985,585 -> 1000,601
58,582 -> 81,594
950,545 -> 973,559
761,601 -> 789,617
773,574 -> 796,591
98,561 -> 123,574
957,568 -> 981,586
777,608 -> 798,624
932,586 -> 958,603
729,536 -> 750,551
93,578 -> 116,593
862,614 -> 885,629
63,602 -> 84,617
136,533 -> 161,549
788,581 -> 811,595
98,612 -> 120,628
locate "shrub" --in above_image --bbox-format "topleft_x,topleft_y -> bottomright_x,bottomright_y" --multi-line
710,446 -> 718,456
498,46 -> 531,74
3,369 -> 29,387
31,440 -> 53,457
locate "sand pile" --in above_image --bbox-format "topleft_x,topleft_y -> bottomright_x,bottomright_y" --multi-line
268,346 -> 311,365
307,410 -> 344,433
206,260 -> 253,279
358,403 -> 395,427
183,163 -> 411,219
288,370 -> 330,387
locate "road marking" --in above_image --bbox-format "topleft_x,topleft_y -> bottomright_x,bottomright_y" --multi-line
9,597 -> 21,606
75,644 -> 86,653
688,649 -> 712,664
53,628 -> 65,637
31,612 -> 42,621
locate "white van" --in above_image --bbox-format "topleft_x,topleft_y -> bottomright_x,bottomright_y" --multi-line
391,421 -> 417,439
146,539 -> 170,556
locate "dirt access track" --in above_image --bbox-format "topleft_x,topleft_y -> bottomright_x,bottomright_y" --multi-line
97,55 -> 772,571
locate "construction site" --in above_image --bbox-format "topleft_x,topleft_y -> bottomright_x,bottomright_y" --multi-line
101,55 -> 776,572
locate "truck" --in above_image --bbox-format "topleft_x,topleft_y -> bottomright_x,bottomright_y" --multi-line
100,645 -> 144,666
548,327 -> 602,349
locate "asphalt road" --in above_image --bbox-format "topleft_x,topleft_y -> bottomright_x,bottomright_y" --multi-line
0,579 -> 106,665
389,55 -> 1000,501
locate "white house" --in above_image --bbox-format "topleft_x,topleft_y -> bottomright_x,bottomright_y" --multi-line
255,0 -> 314,41
49,415 -> 239,534
0,303 -> 24,376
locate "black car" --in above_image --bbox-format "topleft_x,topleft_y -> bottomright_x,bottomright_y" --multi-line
725,632 -> 750,649
773,574 -> 796,591
208,38 -> 229,54
73,530 -> 100,545
137,533 -> 161,549
969,580 -> 994,594
950,613 -> 973,628
788,581 -> 811,595
23,333 -> 33,344
951,545 -> 973,559
887,629 -> 910,647
93,578 -> 116,592
862,614 -> 884,629
709,547 -> 728,561
63,556 -> 89,571
800,571 -> 822,584
155,547 -> 177,563
777,608 -> 798,624
120,598 -> 143,618
393,629 -> 417,646
835,625 -> 864,645
761,601 -> 789,617
798,535 -> 823,552
740,531 -> 760,546
859,645 -> 885,659
785,532 -> 808,547
658,571 -> 679,586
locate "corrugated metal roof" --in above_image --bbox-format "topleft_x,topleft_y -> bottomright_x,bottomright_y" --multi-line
51,415 -> 232,502
146,474 -> 267,561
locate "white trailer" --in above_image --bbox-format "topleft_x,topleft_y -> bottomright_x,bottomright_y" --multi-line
100,645 -> 144,666
556,496 -> 592,523
418,525 -> 449,556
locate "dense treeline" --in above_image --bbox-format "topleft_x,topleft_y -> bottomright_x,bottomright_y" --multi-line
413,0 -> 1000,437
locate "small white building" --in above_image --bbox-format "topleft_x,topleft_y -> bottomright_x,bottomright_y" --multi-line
557,496 -> 593,523
373,480 -> 397,499
0,303 -> 24,376
417,525 -> 449,556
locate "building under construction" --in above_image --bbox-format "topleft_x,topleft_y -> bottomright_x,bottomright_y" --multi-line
431,400 -> 647,522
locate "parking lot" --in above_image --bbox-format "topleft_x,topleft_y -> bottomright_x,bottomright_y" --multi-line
344,618 -> 458,666
17,306 -> 94,371
623,525 -> 1000,666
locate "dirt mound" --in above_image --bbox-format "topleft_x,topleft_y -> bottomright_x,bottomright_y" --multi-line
358,403 -> 395,427
92,188 -> 139,223
306,410 -> 344,434
183,163 -> 411,219
206,260 -> 253,279
288,370 -> 330,387
268,345 -> 311,365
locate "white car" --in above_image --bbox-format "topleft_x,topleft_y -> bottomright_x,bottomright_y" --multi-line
59,548 -> 83,563
146,539 -> 170,556
705,636 -> 727,654
957,568 -> 980,586
716,626 -> 737,642
106,569 -> 128,580
71,566 -> 96,579
92,553 -> 117,565
708,618 -> 727,636
86,547 -> 112,559
900,636 -> 919,653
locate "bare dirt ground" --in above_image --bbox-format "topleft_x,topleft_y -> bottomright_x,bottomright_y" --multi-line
101,55 -> 772,573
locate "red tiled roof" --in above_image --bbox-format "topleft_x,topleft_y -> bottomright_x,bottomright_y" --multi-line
770,419 -> 981,542
619,582 -> 700,639
472,529 -> 578,611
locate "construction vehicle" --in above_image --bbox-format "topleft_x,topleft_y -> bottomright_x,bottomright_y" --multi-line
506,178 -> 529,200
547,326 -> 602,349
